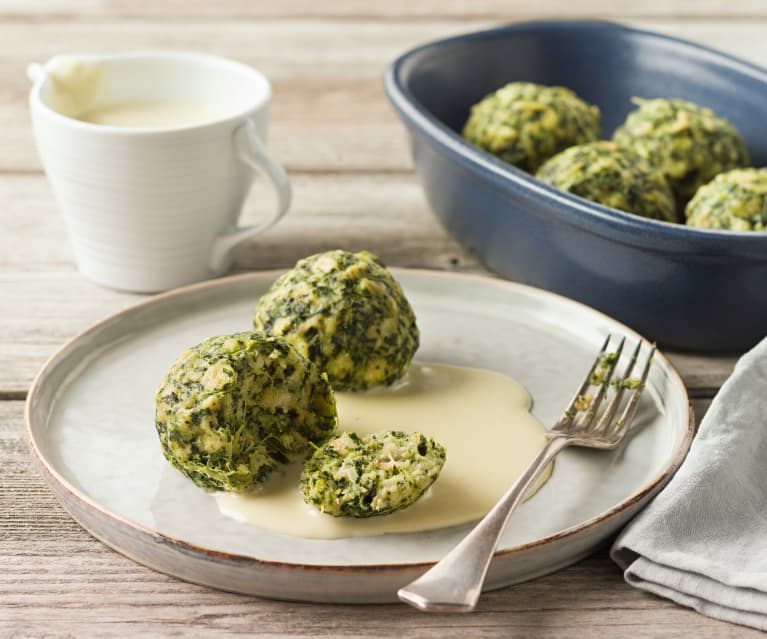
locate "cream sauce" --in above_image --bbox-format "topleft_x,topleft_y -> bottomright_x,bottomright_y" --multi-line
46,58 -> 105,118
43,58 -> 218,128
77,100 -> 219,128
215,362 -> 553,539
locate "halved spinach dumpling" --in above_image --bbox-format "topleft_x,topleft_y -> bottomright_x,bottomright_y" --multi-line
300,430 -> 446,518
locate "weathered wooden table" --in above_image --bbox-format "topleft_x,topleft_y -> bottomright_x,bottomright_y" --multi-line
1,3 -> 763,637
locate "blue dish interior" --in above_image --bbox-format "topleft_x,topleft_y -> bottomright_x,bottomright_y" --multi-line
386,21 -> 767,350
398,20 -> 767,167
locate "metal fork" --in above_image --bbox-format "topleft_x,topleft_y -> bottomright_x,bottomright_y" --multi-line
398,334 -> 655,613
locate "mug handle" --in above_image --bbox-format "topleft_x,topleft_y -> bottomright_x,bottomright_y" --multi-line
27,63 -> 46,84
209,119 -> 292,273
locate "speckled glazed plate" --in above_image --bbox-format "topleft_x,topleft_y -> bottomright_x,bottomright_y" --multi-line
26,270 -> 694,603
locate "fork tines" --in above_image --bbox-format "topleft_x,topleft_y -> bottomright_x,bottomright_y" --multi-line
559,334 -> 655,435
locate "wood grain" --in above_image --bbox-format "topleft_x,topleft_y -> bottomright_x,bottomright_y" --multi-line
4,399 -> 761,639
4,20 -> 767,173
1,0 -> 766,19
0,173 -> 470,272
0,172 -> 474,394
0,265 -> 738,399
0,174 -> 739,397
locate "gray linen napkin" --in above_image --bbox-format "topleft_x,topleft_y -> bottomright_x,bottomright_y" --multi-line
611,337 -> 767,631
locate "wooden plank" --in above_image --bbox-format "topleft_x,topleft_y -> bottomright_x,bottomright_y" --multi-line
1,399 -> 758,639
0,270 -> 740,399
0,274 -> 141,398
0,173 -> 471,272
665,352 -> 737,398
0,172 -> 475,395
4,20 -> 767,173
0,402 -> 85,538
0,6 -> 759,638
0,173 -> 740,396
1,0 -> 766,19
5,548 -> 754,639
7,19 -> 465,173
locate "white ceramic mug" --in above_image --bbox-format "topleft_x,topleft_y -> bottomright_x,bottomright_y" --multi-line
28,51 -> 291,292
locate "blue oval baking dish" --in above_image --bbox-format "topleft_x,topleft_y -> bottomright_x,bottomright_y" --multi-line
384,20 -> 767,351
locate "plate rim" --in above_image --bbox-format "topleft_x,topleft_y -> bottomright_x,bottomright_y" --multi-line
25,269 -> 696,574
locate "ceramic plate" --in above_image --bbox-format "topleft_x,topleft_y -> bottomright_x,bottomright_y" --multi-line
25,270 -> 694,603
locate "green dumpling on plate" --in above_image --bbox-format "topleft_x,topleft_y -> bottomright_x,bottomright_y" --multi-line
155,333 -> 337,492
254,250 -> 419,392
300,430 -> 446,518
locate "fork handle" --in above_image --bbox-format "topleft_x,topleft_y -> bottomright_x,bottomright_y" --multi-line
398,434 -> 570,612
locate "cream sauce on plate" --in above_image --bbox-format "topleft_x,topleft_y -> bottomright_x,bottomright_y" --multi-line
215,362 -> 552,539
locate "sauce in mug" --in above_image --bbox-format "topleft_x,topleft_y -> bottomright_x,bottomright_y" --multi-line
78,101 -> 220,128
44,59 -> 220,128
215,362 -> 553,539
